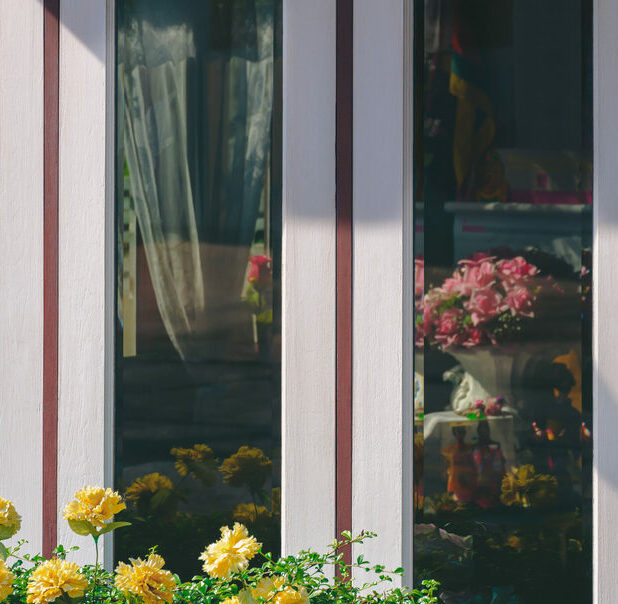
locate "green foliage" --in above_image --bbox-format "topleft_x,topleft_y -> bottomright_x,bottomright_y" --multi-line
3,533 -> 439,604
171,532 -> 439,603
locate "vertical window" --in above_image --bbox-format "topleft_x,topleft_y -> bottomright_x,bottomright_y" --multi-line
413,2 -> 593,602
115,0 -> 282,576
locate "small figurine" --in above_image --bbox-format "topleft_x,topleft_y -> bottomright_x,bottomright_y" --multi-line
472,420 -> 506,508
442,426 -> 477,503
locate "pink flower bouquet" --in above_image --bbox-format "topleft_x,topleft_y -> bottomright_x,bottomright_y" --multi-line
416,253 -> 545,351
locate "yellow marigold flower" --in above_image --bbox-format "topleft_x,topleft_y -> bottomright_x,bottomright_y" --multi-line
251,577 -> 310,604
115,554 -> 176,604
63,486 -> 126,529
500,465 -> 558,508
233,503 -> 271,525
0,498 -> 21,540
271,488 -> 281,516
219,447 -> 272,491
170,444 -> 216,480
0,560 -> 14,601
125,473 -> 173,502
199,523 -> 261,579
26,559 -> 88,604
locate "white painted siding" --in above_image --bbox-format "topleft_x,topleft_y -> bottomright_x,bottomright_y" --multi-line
0,0 -> 44,554
594,0 -> 618,601
58,0 -> 107,563
352,0 -> 405,579
281,0 -> 337,556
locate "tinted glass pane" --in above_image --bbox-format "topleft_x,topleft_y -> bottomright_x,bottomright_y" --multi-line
115,0 -> 282,577
412,2 -> 593,602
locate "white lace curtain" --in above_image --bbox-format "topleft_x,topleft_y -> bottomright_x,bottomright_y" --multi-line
120,0 -> 275,360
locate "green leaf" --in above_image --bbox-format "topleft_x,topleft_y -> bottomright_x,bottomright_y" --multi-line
0,542 -> 8,561
97,521 -> 131,536
149,489 -> 172,510
67,519 -> 97,537
189,459 -> 218,488
0,526 -> 16,540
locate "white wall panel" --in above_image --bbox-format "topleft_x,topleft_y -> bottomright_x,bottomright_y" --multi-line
352,0 -> 405,578
281,0 -> 337,556
0,0 -> 44,554
594,0 -> 618,601
58,0 -> 107,563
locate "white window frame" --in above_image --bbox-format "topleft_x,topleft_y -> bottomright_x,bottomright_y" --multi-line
352,0 -> 618,597
55,0 -> 337,565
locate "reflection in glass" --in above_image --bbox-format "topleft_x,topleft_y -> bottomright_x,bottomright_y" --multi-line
115,0 -> 282,577
412,1 -> 592,602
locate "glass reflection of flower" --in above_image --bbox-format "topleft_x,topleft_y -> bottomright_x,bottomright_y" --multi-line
246,255 -> 273,324
117,444 -> 278,579
500,465 -> 558,508
125,473 -> 173,502
170,444 -> 218,486
420,254 -> 542,351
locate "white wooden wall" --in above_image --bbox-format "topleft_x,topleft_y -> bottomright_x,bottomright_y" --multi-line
58,0 -> 108,563
352,0 -> 405,578
594,0 -> 618,600
281,0 -> 337,556
0,0 -> 44,554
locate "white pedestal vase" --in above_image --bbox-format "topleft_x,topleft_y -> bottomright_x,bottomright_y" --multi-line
445,344 -> 569,414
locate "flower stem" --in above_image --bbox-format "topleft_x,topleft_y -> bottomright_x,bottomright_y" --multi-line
92,535 -> 100,595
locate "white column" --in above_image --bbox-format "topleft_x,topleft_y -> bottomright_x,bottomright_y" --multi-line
352,0 -> 405,578
281,0 -> 337,556
594,0 -> 618,601
0,0 -> 44,554
58,0 -> 108,563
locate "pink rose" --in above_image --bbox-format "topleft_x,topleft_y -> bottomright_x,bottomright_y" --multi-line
505,285 -> 535,317
444,260 -> 497,296
464,287 -> 507,326
414,257 -> 424,298
248,255 -> 273,289
422,289 -> 446,325
497,257 -> 539,283
462,327 -> 484,348
434,307 -> 465,348
442,272 -> 470,296
464,260 -> 498,289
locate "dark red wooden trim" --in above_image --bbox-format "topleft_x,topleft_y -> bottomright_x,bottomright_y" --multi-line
336,0 -> 353,568
43,0 -> 60,558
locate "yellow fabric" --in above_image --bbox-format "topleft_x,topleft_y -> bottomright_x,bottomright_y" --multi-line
449,72 -> 495,188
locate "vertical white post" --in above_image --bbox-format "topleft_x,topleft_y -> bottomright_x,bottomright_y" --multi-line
58,0 -> 107,563
594,0 -> 618,601
353,0 -> 405,576
281,0 -> 337,556
0,0 -> 44,554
